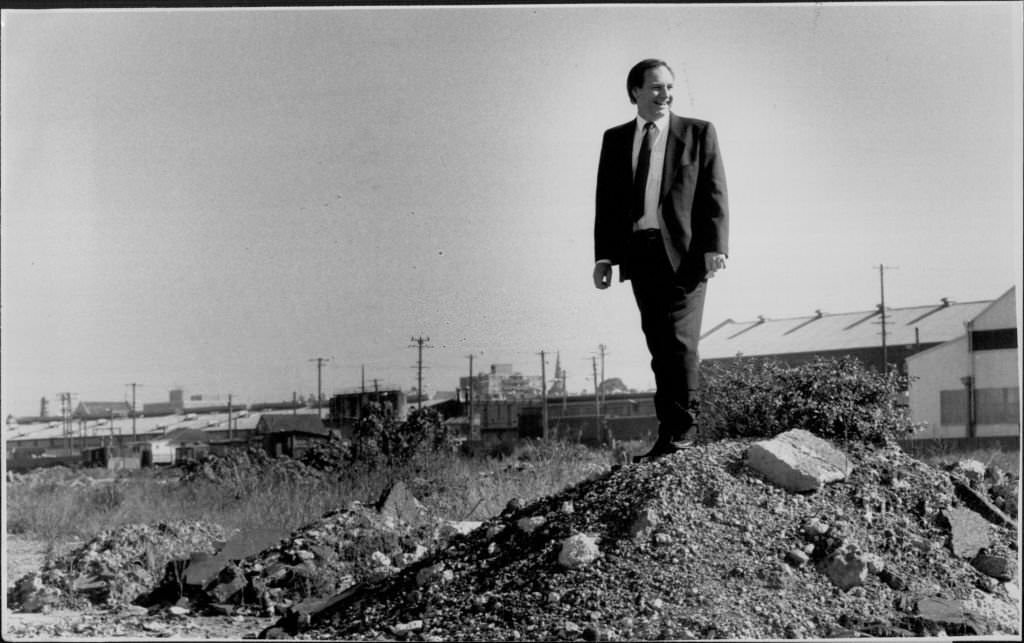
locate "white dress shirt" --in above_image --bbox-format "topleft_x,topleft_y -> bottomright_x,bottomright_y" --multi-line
632,114 -> 669,232
633,113 -> 683,271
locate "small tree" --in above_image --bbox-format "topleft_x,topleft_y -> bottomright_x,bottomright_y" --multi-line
349,407 -> 457,467
599,378 -> 630,395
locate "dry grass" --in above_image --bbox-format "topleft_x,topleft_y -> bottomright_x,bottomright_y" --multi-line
4,440 -> 614,546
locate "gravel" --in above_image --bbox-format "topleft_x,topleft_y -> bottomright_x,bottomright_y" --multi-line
280,439 -> 1019,640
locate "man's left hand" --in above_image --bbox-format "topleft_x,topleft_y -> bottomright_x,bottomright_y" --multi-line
704,252 -> 727,278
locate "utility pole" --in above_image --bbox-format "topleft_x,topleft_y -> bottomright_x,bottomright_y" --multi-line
874,265 -> 898,372
58,392 -> 74,456
125,382 -> 141,441
466,353 -> 476,437
539,350 -> 548,440
58,393 -> 66,455
409,336 -> 432,409
592,355 -> 601,441
597,344 -> 608,407
561,366 -> 568,414
227,393 -> 233,439
309,357 -> 330,418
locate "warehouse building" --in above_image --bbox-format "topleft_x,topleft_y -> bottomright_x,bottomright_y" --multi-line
699,295 -> 1002,374
906,287 -> 1019,443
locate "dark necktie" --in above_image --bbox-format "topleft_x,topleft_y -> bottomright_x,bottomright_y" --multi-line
633,122 -> 656,221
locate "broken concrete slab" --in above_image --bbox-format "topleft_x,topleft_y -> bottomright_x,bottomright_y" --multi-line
913,596 -> 984,636
375,480 -> 427,527
744,429 -> 853,492
184,552 -> 221,587
951,476 -> 1017,529
941,506 -> 991,559
219,527 -> 290,561
185,527 -> 291,588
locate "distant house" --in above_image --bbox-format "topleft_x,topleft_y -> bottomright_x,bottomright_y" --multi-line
255,413 -> 329,458
907,287 -> 1019,443
699,295 -> 1000,374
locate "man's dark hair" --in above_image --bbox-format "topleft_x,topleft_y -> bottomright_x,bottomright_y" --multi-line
626,59 -> 674,104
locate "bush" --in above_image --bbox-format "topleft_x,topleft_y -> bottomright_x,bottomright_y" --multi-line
700,356 -> 917,445
350,407 -> 458,467
300,435 -> 351,472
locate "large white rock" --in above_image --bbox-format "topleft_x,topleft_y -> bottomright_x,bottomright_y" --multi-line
558,533 -> 601,569
821,541 -> 870,591
744,429 -> 853,492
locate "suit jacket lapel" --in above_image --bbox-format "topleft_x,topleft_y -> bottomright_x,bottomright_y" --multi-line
618,120 -> 636,187
660,115 -> 684,204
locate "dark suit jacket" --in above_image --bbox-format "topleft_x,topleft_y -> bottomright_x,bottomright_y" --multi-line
594,114 -> 729,281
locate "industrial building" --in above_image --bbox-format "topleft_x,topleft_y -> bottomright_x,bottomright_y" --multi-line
699,295 -> 1001,374
906,287 -> 1019,442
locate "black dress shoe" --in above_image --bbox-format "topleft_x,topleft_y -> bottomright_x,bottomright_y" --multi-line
632,438 -> 690,463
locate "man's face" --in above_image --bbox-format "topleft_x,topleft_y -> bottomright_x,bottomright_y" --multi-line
632,65 -> 674,121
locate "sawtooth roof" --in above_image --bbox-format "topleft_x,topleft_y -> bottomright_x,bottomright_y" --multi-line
699,298 -> 994,360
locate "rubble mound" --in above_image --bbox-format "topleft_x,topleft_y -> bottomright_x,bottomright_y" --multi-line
7,520 -> 230,612
142,488 -> 444,616
268,438 -> 1019,640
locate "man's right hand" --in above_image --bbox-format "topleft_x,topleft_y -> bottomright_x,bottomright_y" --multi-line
593,262 -> 612,289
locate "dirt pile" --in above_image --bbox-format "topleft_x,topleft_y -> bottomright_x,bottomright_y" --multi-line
261,437 -> 1019,640
139,482 -> 478,617
7,521 -> 230,612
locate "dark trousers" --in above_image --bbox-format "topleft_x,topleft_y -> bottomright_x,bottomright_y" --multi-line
627,230 -> 707,440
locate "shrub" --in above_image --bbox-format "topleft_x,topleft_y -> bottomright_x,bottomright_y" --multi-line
700,356 -> 917,445
350,407 -> 457,467
300,435 -> 351,472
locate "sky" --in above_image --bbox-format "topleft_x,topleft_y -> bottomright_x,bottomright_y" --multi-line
2,3 -> 1021,417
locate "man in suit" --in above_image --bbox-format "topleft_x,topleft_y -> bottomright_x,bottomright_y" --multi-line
593,58 -> 729,461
